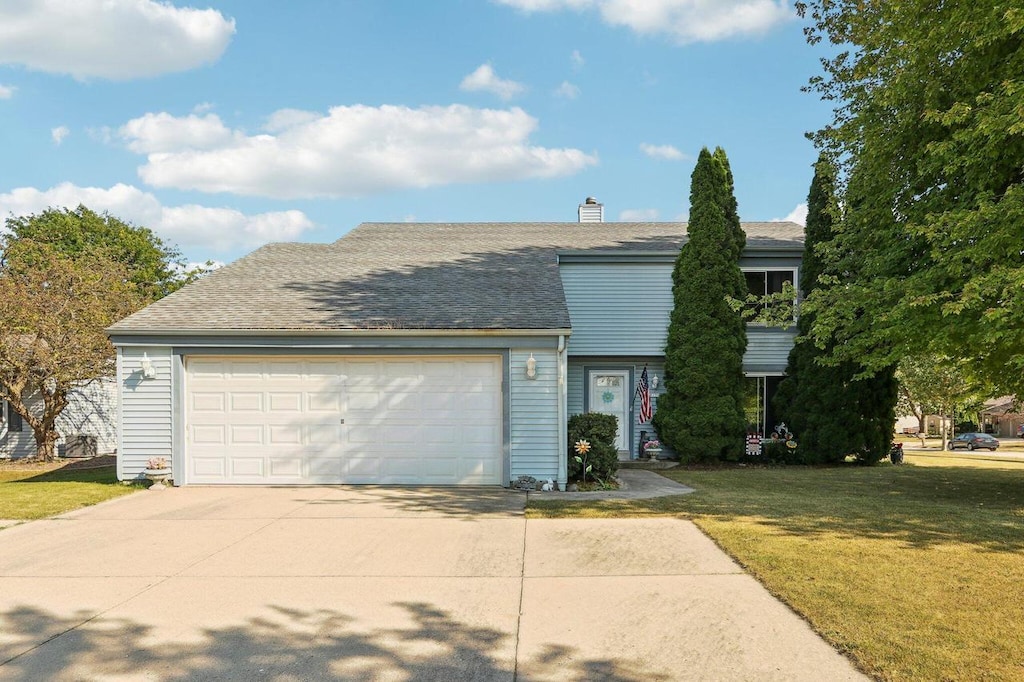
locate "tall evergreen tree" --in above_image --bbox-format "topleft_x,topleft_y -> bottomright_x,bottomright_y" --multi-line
713,146 -> 746,267
654,148 -> 747,461
774,156 -> 898,464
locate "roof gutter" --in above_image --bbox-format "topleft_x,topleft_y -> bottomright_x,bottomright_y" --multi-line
106,327 -> 573,338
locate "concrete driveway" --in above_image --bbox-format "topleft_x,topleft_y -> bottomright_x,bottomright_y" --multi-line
0,486 -> 866,681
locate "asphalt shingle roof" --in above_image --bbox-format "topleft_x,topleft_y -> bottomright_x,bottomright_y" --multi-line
108,221 -> 804,333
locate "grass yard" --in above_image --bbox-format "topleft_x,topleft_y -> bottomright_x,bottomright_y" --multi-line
0,463 -> 139,521
529,455 -> 1024,681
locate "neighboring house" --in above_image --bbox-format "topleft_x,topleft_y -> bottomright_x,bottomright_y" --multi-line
0,379 -> 118,458
107,201 -> 802,487
980,396 -> 1023,438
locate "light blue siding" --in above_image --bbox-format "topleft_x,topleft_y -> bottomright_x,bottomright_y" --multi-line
1,381 -> 117,459
560,262 -> 674,356
509,349 -> 560,482
745,329 -> 797,372
118,346 -> 174,481
561,259 -> 799,366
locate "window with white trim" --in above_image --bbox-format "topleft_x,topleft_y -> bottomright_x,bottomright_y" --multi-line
742,268 -> 797,322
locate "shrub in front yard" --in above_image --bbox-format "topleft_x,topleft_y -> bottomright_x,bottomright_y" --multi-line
567,413 -> 619,482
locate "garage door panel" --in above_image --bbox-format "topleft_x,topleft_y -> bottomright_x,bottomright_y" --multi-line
463,424 -> 500,446
229,392 -> 262,411
189,359 -> 227,379
191,392 -> 225,412
267,424 -> 301,445
228,362 -> 262,378
307,392 -> 341,411
192,457 -> 226,477
229,424 -> 263,445
308,424 -> 341,444
268,393 -> 302,411
383,423 -> 421,444
193,425 -> 226,445
422,360 -> 457,377
346,455 -> 381,482
268,361 -> 302,376
268,458 -> 303,477
348,392 -> 380,411
308,456 -> 344,478
186,356 -> 503,485
230,458 -> 265,477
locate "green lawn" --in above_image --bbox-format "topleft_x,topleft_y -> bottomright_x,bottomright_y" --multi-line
0,465 -> 140,521
529,455 -> 1024,681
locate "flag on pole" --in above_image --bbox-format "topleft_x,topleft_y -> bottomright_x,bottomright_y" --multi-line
637,366 -> 653,423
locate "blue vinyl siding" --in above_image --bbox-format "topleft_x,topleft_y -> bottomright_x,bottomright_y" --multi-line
561,259 -> 796,373
745,329 -> 797,372
1,381 -> 118,459
509,349 -> 560,481
117,346 -> 174,481
560,262 -> 673,356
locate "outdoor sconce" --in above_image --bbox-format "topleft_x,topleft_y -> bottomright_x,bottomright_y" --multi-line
140,353 -> 157,380
651,374 -> 660,390
525,353 -> 537,380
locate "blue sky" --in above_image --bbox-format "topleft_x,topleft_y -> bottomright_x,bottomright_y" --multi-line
0,0 -> 832,265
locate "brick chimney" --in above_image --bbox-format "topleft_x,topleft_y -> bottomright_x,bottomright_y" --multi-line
577,196 -> 604,223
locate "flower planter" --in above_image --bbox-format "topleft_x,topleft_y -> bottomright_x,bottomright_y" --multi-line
143,468 -> 172,490
645,448 -> 663,461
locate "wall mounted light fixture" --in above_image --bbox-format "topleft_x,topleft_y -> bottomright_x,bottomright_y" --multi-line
651,374 -> 660,390
525,353 -> 537,380
141,353 -> 157,380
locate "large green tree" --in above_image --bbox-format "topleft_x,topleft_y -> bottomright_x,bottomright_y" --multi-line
1,206 -> 198,459
5,205 -> 205,302
896,354 -> 985,450
0,239 -> 142,459
654,147 -> 747,461
775,156 -> 899,464
797,1 -> 1024,396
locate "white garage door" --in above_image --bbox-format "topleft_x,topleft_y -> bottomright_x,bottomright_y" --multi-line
185,356 -> 503,485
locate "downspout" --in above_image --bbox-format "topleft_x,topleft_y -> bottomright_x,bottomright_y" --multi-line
557,334 -> 568,488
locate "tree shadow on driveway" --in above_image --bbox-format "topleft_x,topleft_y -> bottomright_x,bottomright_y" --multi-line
0,601 -> 663,681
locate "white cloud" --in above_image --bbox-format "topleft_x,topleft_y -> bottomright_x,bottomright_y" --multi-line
619,208 -> 659,221
640,143 -> 686,161
554,81 -> 581,99
263,108 -> 321,133
118,112 -> 236,153
51,126 -> 70,145
494,0 -> 792,43
0,0 -> 235,80
570,49 -> 584,70
121,105 -> 597,199
773,203 -> 808,226
0,84 -> 14,99
0,182 -> 314,253
459,63 -> 526,100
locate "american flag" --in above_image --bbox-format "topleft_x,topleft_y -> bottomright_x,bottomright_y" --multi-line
637,366 -> 653,423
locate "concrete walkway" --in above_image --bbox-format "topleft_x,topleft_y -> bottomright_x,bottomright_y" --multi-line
533,468 -> 696,501
0,484 -> 866,681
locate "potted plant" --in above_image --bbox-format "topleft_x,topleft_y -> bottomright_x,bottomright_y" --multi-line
643,440 -> 663,460
143,457 -> 172,490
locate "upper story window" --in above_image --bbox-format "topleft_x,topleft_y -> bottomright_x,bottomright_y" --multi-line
742,268 -> 797,325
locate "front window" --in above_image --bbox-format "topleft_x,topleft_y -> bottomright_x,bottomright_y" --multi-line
743,269 -> 797,324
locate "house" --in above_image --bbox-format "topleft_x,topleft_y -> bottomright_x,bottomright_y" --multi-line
1,379 -> 118,459
107,201 -> 803,486
980,396 -> 1023,438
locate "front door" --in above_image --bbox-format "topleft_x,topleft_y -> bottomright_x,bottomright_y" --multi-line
588,370 -> 629,451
